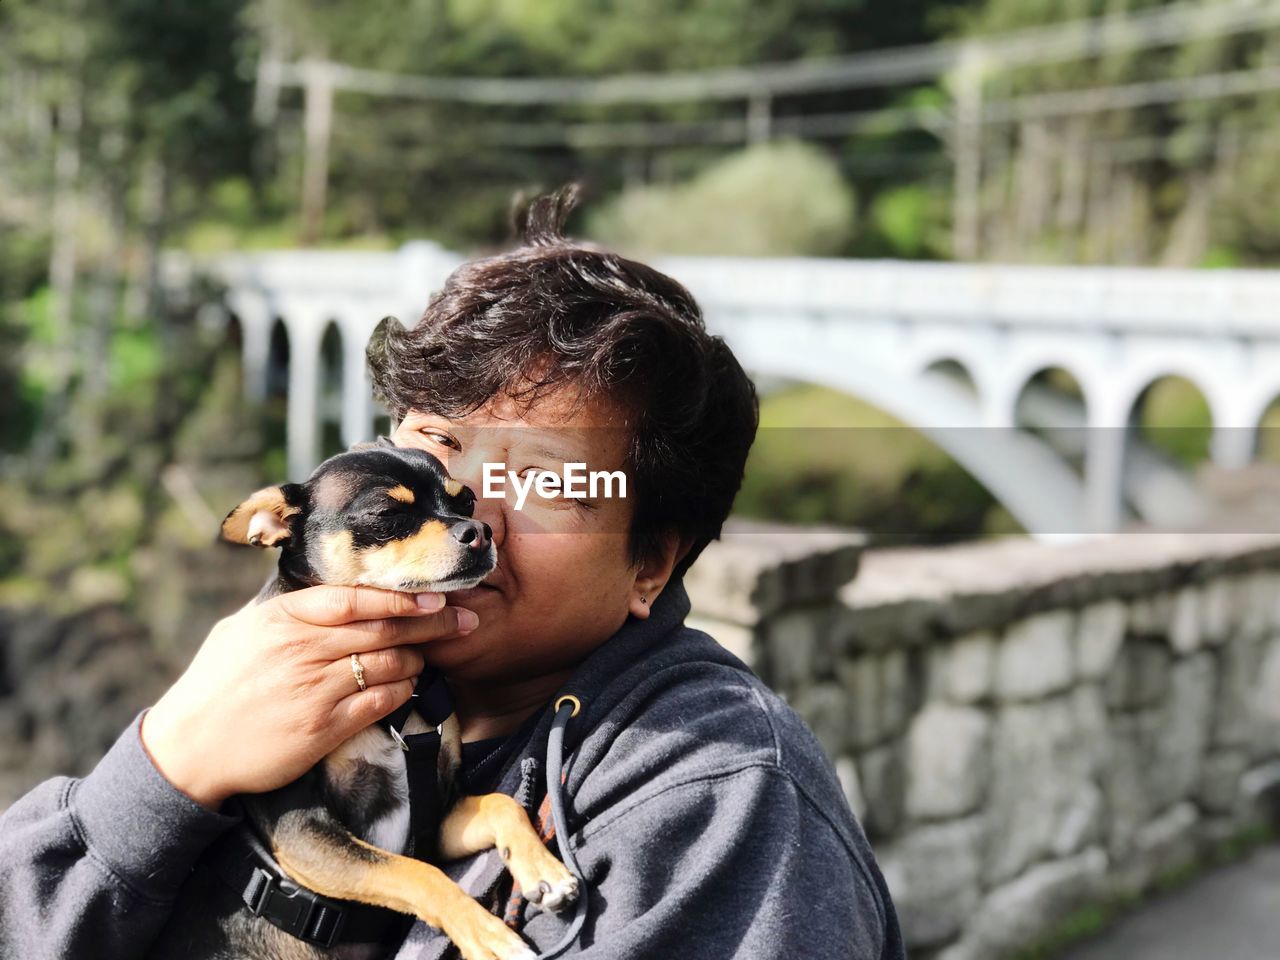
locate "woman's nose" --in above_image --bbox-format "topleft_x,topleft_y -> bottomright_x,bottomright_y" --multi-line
451,519 -> 492,550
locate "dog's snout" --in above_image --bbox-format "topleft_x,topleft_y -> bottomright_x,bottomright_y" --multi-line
451,519 -> 492,550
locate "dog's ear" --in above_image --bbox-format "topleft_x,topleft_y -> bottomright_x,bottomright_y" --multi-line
221,483 -> 305,547
347,436 -> 397,453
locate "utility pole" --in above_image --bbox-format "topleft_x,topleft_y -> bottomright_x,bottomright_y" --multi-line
300,60 -> 334,246
747,91 -> 772,144
951,44 -> 984,262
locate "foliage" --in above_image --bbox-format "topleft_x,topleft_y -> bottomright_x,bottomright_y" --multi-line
733,383 -> 1009,541
1135,376 -> 1214,467
866,183 -> 951,259
587,140 -> 856,257
950,0 -> 1280,266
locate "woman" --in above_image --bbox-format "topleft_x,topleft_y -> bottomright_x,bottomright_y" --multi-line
0,185 -> 904,959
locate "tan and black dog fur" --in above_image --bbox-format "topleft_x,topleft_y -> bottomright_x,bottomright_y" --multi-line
148,440 -> 577,960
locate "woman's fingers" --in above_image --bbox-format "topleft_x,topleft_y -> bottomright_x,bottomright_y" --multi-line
273,584 -> 445,627
139,584 -> 478,807
268,584 -> 477,656
329,678 -> 418,735
334,646 -> 426,696
316,604 -> 478,657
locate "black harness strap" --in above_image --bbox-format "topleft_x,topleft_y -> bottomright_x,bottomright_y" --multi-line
382,667 -> 455,861
203,815 -> 412,948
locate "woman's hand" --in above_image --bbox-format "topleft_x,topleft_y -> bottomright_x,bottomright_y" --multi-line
139,586 -> 478,811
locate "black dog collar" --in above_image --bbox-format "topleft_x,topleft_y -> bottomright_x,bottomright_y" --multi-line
380,667 -> 455,745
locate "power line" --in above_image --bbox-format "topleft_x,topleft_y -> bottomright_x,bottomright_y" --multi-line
263,1 -> 1280,106
305,63 -> 1280,150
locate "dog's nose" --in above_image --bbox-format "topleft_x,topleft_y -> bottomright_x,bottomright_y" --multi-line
451,519 -> 492,550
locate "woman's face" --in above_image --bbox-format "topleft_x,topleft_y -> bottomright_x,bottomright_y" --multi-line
390,381 -> 673,685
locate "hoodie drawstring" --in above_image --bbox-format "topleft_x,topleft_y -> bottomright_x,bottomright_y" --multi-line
534,695 -> 589,959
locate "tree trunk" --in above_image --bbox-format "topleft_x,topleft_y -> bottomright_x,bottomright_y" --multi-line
125,151 -> 168,323
31,9 -> 86,467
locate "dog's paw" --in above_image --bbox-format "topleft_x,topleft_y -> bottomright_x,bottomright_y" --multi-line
449,908 -> 536,960
523,872 -> 580,912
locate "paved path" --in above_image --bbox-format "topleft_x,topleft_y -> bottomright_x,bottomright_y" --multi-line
1064,846 -> 1280,960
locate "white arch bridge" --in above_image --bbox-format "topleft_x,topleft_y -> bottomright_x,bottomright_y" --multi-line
174,243 -> 1280,538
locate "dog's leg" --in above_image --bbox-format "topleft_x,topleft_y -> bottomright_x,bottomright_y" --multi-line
439,794 -> 580,911
269,808 -> 536,960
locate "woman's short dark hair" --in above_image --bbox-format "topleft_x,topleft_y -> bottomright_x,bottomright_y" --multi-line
367,182 -> 759,582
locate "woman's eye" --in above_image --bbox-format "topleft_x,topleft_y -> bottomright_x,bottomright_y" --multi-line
419,429 -> 459,450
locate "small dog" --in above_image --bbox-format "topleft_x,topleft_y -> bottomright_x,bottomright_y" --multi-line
148,440 -> 578,960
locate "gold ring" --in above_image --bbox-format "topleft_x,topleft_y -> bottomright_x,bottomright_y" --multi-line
554,694 -> 581,718
350,653 -> 367,692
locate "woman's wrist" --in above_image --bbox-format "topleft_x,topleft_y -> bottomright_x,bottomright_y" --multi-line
140,698 -> 232,812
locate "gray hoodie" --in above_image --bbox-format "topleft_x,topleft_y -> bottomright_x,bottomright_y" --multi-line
0,577 -> 904,959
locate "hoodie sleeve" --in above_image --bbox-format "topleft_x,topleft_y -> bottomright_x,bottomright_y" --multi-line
518,762 -> 901,960
0,710 -> 242,960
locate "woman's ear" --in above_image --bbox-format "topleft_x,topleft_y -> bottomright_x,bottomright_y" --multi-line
629,531 -> 694,619
220,484 -> 305,547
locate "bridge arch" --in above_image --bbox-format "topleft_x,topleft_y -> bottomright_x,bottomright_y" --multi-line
997,353 -> 1097,427
266,317 -> 290,400
319,321 -> 344,459
1112,358 -> 1230,434
1014,367 -> 1088,447
1256,394 -> 1280,463
921,357 -> 979,394
729,340 -> 1087,537
1126,373 -> 1215,466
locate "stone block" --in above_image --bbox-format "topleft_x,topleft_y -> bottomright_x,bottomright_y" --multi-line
1117,802 -> 1199,896
835,756 -> 867,821
762,610 -> 819,691
1199,578 -> 1234,645
1251,636 -> 1280,759
1051,781 -> 1104,857
995,610 -> 1075,701
1063,684 -> 1107,768
946,630 -> 997,703
683,518 -> 864,623
1197,750 -> 1247,815
794,683 -> 849,762
1236,572 -> 1280,639
1241,759 -> 1280,809
984,694 -> 1105,885
686,615 -> 755,668
943,847 -> 1108,960
1150,652 -> 1215,810
1075,600 -> 1126,680
838,655 -> 882,750
1128,593 -> 1174,637
1169,586 -> 1203,654
838,649 -> 915,749
858,741 -> 906,841
877,816 -> 987,951
905,703 -> 991,820
880,648 -> 912,738
1214,632 -> 1264,749
1104,636 -> 1171,711
1101,709 -> 1158,862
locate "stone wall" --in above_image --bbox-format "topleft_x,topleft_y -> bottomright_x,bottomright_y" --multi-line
686,522 -> 1280,959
